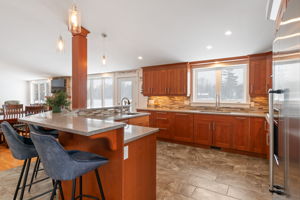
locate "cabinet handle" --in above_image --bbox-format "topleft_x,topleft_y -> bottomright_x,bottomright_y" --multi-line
157,112 -> 167,114
165,88 -> 167,93
264,120 -> 268,131
266,132 -> 270,146
175,113 -> 188,116
212,122 -> 215,131
236,117 -> 246,120
156,117 -> 167,120
168,88 -> 170,94
209,123 -> 211,131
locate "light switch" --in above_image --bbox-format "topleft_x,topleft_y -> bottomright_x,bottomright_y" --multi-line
124,146 -> 129,160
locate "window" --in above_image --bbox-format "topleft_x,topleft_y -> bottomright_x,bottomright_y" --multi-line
87,77 -> 114,108
31,80 -> 50,104
192,64 -> 248,105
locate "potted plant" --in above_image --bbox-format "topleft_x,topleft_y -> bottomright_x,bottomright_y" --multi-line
46,91 -> 71,113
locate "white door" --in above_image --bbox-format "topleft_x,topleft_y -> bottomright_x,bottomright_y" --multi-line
117,77 -> 138,111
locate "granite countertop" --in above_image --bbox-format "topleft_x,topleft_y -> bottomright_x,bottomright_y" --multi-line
19,111 -> 126,136
124,125 -> 159,144
137,107 -> 266,117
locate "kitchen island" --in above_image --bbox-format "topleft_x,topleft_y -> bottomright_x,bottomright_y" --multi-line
19,111 -> 158,200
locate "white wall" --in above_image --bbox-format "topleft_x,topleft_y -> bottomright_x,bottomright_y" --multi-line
0,62 -> 31,106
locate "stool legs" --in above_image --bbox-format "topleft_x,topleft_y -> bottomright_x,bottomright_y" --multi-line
50,180 -> 65,200
95,169 -> 105,200
79,176 -> 83,200
13,159 -> 27,200
19,158 -> 31,200
28,157 -> 40,192
72,179 -> 76,200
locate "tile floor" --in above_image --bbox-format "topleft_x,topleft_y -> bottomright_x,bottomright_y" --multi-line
0,141 -> 272,200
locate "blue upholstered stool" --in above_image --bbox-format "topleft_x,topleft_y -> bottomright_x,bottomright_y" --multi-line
27,124 -> 59,192
0,122 -> 52,200
30,131 -> 108,200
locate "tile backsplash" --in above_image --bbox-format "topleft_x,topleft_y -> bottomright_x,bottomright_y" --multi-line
147,96 -> 268,113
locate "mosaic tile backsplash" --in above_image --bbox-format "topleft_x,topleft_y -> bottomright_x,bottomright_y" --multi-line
147,96 -> 268,113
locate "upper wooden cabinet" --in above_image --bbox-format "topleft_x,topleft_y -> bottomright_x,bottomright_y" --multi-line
142,63 -> 188,96
249,52 -> 272,97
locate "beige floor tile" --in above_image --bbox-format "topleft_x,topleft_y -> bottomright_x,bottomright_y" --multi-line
192,187 -> 238,200
188,176 -> 229,195
227,186 -> 272,200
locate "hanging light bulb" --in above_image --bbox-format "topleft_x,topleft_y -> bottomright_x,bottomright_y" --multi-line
57,35 -> 64,52
101,33 -> 107,65
68,5 -> 81,34
102,55 -> 107,65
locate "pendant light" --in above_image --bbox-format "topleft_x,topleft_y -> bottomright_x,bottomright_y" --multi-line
57,35 -> 64,52
68,4 -> 81,34
101,33 -> 107,65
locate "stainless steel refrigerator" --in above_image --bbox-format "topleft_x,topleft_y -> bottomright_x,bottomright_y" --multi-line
268,0 -> 300,199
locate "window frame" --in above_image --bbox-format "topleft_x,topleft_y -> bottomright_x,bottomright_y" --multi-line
30,80 -> 50,104
87,76 -> 114,108
191,63 -> 250,107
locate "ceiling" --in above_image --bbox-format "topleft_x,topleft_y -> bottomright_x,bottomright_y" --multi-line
0,0 -> 275,80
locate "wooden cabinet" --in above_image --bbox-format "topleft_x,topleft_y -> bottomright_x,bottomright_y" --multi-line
136,110 -> 155,127
142,63 -> 188,96
154,112 -> 172,139
194,114 -> 213,145
213,116 -> 234,149
233,117 -> 250,151
249,52 -> 272,97
171,113 -> 194,142
249,117 -> 267,154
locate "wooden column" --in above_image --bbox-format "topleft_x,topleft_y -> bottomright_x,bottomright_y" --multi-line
72,27 -> 90,109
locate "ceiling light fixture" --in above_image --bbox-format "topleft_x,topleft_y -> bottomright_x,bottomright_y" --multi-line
68,4 -> 81,34
206,45 -> 213,50
138,56 -> 143,60
225,30 -> 232,36
101,33 -> 107,65
57,35 -> 64,52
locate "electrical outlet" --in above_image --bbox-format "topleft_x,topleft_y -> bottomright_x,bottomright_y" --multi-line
124,146 -> 128,160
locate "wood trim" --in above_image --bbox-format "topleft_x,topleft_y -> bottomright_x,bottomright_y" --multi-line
190,55 -> 248,65
72,27 -> 90,37
142,62 -> 188,70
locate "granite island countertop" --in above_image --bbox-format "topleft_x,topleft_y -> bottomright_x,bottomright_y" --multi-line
124,125 -> 159,144
137,107 -> 267,117
19,111 -> 126,136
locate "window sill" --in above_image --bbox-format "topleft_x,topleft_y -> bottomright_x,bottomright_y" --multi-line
190,102 -> 250,108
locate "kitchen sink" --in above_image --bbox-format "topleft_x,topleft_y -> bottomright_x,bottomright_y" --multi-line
123,112 -> 140,115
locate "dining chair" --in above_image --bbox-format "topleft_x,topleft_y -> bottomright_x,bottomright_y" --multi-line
25,105 -> 44,116
2,104 -> 27,136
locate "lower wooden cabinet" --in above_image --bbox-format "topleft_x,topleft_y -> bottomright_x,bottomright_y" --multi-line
171,113 -> 194,142
154,112 -> 172,139
213,116 -> 234,149
250,117 -> 267,154
194,115 -> 213,145
137,109 -> 267,156
233,117 -> 250,151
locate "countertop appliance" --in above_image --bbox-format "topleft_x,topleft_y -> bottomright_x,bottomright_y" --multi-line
268,0 -> 300,199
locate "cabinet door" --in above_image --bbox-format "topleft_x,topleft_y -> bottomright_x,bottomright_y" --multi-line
153,69 -> 168,95
142,70 -> 153,96
249,117 -> 267,154
213,116 -> 234,149
171,113 -> 194,142
233,117 -> 250,151
249,55 -> 268,97
167,66 -> 187,95
194,114 -> 213,145
154,112 -> 172,139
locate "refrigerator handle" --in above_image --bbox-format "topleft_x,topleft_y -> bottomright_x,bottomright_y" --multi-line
268,89 -> 275,192
268,89 -> 285,195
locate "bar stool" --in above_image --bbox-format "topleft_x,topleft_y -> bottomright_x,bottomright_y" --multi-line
30,131 -> 108,200
27,124 -> 59,192
0,122 -> 53,200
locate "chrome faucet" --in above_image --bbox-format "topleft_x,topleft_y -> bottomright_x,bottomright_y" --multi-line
121,97 -> 131,113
